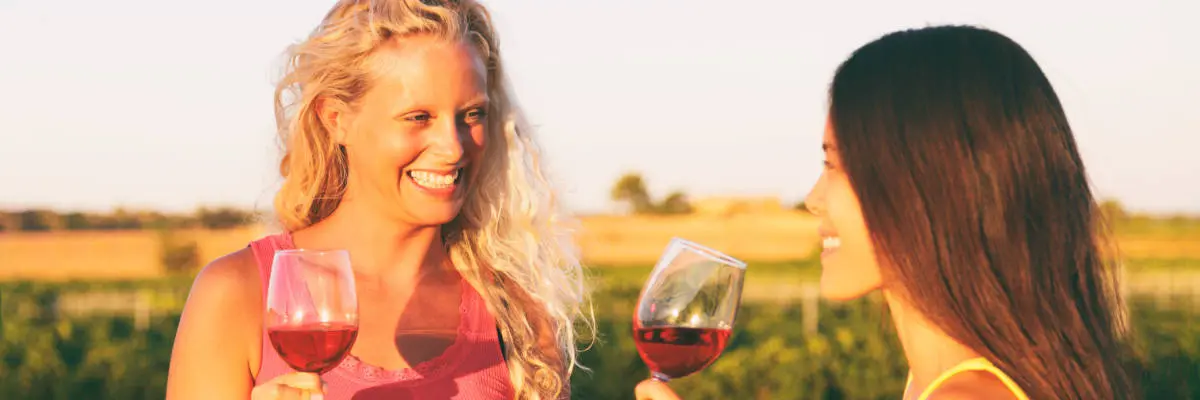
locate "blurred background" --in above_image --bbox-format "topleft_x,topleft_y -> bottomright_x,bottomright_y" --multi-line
1,0 -> 1197,398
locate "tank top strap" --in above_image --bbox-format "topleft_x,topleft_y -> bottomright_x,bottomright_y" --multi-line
247,232 -> 294,304
460,279 -> 500,337
912,357 -> 1030,400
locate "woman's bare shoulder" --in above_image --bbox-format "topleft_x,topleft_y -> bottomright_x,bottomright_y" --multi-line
166,247 -> 263,398
177,247 -> 264,339
191,247 -> 261,301
200,248 -> 259,280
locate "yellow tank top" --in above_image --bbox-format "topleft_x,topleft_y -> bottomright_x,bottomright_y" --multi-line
905,357 -> 1030,400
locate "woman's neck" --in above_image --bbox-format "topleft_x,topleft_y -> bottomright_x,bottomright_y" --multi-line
291,198 -> 453,289
884,290 -> 981,398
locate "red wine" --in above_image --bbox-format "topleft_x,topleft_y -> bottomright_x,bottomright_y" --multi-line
268,322 -> 359,374
634,326 -> 731,379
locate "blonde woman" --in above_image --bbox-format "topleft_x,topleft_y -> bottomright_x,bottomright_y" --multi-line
165,1 -> 589,399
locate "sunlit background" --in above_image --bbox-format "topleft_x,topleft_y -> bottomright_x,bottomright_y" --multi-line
1,0 -> 1197,398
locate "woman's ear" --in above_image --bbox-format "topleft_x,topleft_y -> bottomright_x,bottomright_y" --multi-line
316,97 -> 350,144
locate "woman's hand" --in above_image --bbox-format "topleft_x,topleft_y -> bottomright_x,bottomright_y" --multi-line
635,379 -> 682,400
250,372 -> 326,400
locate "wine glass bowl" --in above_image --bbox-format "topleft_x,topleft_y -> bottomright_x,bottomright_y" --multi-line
634,238 -> 747,382
265,249 -> 360,375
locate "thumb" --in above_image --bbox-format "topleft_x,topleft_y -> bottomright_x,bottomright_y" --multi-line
635,379 -> 681,400
274,372 -> 324,392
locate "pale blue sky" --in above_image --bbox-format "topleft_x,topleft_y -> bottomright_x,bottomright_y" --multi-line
1,0 -> 1197,214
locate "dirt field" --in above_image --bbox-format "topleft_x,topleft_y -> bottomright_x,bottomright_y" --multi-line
1110,237 -> 1200,260
0,226 -> 268,281
0,213 -> 817,281
574,212 -> 820,265
1,211 -> 1196,281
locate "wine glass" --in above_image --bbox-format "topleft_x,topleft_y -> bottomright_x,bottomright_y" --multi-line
633,237 -> 747,382
265,249 -> 360,376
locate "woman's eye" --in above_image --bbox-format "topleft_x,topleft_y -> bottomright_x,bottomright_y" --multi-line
463,108 -> 487,124
404,113 -> 431,123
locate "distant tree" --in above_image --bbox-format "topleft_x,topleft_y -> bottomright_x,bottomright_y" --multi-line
62,212 -> 91,230
168,214 -> 201,229
794,201 -> 810,213
88,213 -> 116,230
135,211 -> 170,230
110,208 -> 143,230
2,207 -> 250,232
85,208 -> 143,230
658,191 -> 694,215
18,209 -> 60,231
1099,199 -> 1128,223
196,207 -> 253,229
0,212 -> 14,232
610,173 -> 655,214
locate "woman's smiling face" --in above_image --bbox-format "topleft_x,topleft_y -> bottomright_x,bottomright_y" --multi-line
804,119 -> 883,301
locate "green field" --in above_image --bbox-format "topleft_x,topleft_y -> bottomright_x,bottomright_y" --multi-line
2,258 -> 1198,399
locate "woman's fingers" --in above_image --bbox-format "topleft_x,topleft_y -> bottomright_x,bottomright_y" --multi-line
635,379 -> 682,400
250,372 -> 325,400
273,372 -> 323,392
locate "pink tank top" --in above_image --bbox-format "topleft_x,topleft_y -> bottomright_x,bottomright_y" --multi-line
249,233 -> 514,399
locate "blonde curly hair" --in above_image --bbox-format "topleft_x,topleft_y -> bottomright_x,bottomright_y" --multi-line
270,1 -> 591,398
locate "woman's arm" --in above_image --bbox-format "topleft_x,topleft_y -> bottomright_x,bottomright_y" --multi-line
166,249 -> 262,399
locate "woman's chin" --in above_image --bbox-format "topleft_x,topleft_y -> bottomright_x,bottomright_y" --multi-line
394,192 -> 466,227
402,207 -> 462,228
818,272 -> 878,302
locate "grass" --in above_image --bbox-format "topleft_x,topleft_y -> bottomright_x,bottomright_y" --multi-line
1,210 -> 1195,399
3,263 -> 1196,399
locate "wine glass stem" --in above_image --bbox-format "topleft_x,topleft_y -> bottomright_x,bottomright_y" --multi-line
650,371 -> 672,383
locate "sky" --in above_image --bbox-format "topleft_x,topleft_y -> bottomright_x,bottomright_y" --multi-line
1,0 -> 1197,215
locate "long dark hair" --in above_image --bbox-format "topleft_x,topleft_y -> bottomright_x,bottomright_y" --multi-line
828,25 -> 1136,399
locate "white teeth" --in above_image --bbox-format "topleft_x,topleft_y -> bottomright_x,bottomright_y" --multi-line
822,237 -> 841,250
409,169 -> 459,189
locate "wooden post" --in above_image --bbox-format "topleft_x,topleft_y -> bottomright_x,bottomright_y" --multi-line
1193,273 -> 1200,310
801,283 -> 819,334
135,290 -> 150,331
1145,270 -> 1167,308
